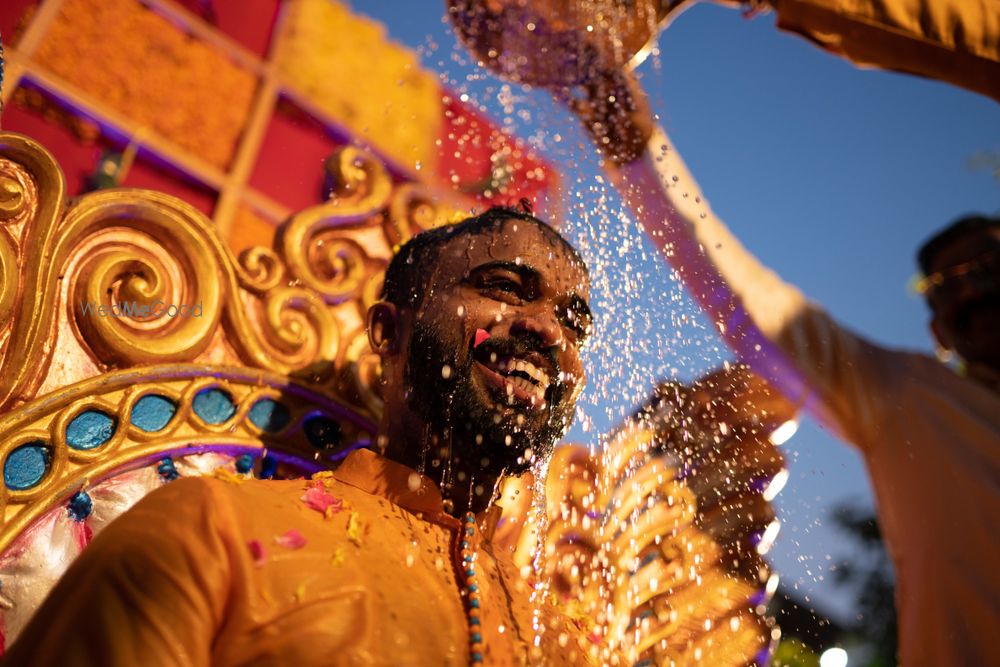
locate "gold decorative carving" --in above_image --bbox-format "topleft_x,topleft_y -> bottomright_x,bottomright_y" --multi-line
0,226 -> 17,331
65,191 -> 225,366
0,131 -> 463,414
386,182 -> 457,247
0,168 -> 33,223
0,364 -> 376,553
0,133 -> 68,410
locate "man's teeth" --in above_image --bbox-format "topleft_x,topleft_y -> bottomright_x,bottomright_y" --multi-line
486,356 -> 551,400
505,375 -> 543,398
514,359 -> 550,386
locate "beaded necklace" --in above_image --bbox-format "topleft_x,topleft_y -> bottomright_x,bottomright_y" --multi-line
457,512 -> 485,666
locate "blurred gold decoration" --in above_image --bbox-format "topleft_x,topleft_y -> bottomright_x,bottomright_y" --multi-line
274,0 -> 443,171
32,0 -> 257,169
496,366 -> 793,666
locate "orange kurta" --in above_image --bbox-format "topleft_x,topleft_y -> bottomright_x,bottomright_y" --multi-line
2,449 -> 597,667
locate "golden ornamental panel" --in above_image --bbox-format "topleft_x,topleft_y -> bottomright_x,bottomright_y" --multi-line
0,132 -> 461,418
0,363 -> 376,554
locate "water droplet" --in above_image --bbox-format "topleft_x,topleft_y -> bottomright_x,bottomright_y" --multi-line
407,472 -> 421,492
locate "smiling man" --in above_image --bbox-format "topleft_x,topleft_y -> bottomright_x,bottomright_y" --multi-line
371,206 -> 591,515
2,207 -> 600,667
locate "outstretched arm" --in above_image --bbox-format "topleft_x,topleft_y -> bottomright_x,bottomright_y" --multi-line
574,72 -> 891,447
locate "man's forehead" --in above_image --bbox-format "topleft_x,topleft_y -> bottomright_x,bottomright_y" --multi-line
438,220 -> 589,289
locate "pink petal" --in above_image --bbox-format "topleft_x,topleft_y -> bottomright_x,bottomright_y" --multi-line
247,539 -> 267,566
275,529 -> 308,550
473,329 -> 491,348
301,486 -> 344,516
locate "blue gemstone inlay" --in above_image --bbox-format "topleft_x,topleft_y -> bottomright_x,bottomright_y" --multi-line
260,455 -> 278,480
157,458 -> 179,482
469,617 -> 480,626
68,491 -> 93,521
4,442 -> 51,491
469,599 -> 480,609
235,454 -> 254,474
131,395 -> 177,432
248,399 -> 291,433
471,633 -> 482,644
303,416 -> 342,450
66,410 -> 116,450
192,388 -> 236,425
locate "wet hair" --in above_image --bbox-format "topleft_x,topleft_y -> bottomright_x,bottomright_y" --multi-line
917,214 -> 1000,276
381,205 -> 587,308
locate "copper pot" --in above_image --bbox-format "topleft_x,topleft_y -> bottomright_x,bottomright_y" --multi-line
446,0 -> 683,87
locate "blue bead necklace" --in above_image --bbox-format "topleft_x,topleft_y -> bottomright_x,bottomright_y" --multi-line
458,512 -> 484,665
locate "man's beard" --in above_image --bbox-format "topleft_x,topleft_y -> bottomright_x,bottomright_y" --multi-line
403,320 -> 572,475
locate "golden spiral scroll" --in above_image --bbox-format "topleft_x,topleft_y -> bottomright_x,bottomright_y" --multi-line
0,131 -> 468,413
386,182 -> 457,248
65,191 -> 224,366
0,134 -> 67,410
279,147 -> 393,304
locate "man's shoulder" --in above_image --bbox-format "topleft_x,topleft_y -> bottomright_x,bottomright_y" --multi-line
142,474 -> 302,500
138,469 -> 383,504
129,475 -> 331,522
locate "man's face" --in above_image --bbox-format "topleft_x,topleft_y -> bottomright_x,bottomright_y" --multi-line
400,219 -> 591,476
926,227 -> 1000,369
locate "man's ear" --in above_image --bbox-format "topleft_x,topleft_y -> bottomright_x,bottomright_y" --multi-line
367,301 -> 401,357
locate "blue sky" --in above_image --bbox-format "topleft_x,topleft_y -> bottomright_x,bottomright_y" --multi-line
358,0 -> 1000,620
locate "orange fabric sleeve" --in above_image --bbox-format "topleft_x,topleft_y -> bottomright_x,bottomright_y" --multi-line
771,0 -> 1000,101
0,478 -> 234,667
